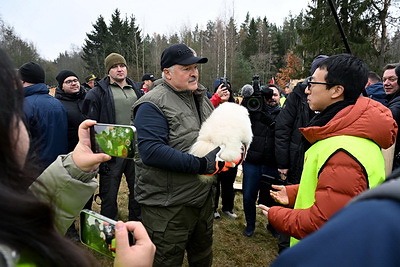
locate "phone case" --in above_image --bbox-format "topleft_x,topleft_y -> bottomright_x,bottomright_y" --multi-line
79,209 -> 118,258
90,123 -> 137,159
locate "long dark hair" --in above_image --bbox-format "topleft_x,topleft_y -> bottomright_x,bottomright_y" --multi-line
0,48 -> 97,266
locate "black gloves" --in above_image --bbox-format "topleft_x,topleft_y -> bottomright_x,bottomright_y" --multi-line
199,146 -> 245,175
200,147 -> 225,175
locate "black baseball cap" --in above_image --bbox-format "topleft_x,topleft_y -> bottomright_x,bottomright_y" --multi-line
142,73 -> 156,81
160,43 -> 208,70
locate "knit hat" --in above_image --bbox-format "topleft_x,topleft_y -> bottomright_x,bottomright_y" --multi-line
104,53 -> 127,73
56,70 -> 79,89
310,55 -> 329,75
160,43 -> 208,70
85,74 -> 97,82
19,62 -> 45,84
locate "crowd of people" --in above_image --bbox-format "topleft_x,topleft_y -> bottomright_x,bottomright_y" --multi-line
2,40 -> 400,266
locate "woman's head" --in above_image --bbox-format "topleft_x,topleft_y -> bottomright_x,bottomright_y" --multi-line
0,48 -> 30,183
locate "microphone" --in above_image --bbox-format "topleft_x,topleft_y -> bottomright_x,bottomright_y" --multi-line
241,84 -> 254,97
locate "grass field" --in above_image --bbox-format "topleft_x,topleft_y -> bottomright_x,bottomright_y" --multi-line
78,172 -> 279,266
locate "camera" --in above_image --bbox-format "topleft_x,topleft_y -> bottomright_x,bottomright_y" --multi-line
218,77 -> 231,91
241,75 -> 274,112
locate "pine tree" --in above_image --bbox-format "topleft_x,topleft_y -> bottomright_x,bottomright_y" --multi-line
82,15 -> 110,77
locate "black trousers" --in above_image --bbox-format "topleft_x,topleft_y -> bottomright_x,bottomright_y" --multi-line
214,166 -> 238,212
99,157 -> 141,221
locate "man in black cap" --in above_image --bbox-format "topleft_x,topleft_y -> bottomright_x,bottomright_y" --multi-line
132,44 -> 234,266
82,74 -> 97,91
19,62 -> 68,174
140,73 -> 156,93
82,53 -> 143,222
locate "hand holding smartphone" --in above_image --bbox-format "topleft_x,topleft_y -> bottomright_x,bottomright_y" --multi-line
90,123 -> 137,159
79,209 -> 135,258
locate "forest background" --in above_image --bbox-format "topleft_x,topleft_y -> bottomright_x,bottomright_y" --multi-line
1,0 -> 400,93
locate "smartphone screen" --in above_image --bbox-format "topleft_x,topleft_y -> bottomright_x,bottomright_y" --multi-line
90,123 -> 137,159
79,209 -> 135,258
80,209 -> 118,258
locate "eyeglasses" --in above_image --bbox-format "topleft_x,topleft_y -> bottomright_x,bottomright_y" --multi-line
306,77 -> 338,88
64,79 -> 79,85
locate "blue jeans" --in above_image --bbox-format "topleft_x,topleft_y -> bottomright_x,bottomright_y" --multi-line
242,162 -> 279,229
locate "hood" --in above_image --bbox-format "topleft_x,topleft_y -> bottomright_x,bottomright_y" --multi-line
366,82 -> 385,98
55,85 -> 86,100
300,97 -> 397,149
24,83 -> 49,97
292,81 -> 307,97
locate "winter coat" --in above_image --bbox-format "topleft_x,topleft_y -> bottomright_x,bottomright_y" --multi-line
23,83 -> 68,171
245,104 -> 280,166
386,89 -> 400,163
55,86 -> 87,152
268,97 -> 398,240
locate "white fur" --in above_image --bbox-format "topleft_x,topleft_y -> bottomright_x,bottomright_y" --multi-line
190,102 -> 253,163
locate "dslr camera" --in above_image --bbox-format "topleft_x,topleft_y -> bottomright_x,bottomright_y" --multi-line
241,75 -> 274,112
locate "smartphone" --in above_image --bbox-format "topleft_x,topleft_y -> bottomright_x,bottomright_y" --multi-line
90,123 -> 137,159
79,209 -> 135,258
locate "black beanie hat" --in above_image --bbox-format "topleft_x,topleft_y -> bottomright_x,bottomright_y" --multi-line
19,62 -> 45,84
56,70 -> 79,88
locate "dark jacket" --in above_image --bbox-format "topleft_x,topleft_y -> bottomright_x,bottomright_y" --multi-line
23,83 -> 68,171
385,89 -> 400,166
55,86 -> 87,152
245,104 -> 280,166
275,82 -> 315,183
82,76 -> 143,123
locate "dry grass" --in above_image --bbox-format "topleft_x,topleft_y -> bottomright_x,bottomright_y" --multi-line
79,173 -> 279,266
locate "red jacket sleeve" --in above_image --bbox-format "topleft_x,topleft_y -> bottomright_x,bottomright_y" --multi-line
268,151 -> 368,239
209,93 -> 221,108
286,184 -> 299,207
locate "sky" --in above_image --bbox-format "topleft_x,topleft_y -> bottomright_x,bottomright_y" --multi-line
0,0 -> 310,61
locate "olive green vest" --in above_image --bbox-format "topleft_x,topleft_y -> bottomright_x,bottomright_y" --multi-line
132,80 -> 214,207
291,135 -> 385,246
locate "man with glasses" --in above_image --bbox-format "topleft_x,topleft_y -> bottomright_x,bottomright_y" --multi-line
19,62 -> 68,173
383,63 -> 400,169
259,54 -> 397,247
55,70 -> 87,153
55,69 -> 91,241
83,53 -> 143,222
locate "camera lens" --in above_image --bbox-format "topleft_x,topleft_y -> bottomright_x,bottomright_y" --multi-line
247,97 -> 261,112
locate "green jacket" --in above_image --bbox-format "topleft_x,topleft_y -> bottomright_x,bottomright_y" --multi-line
30,153 -> 98,234
133,80 -> 214,207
